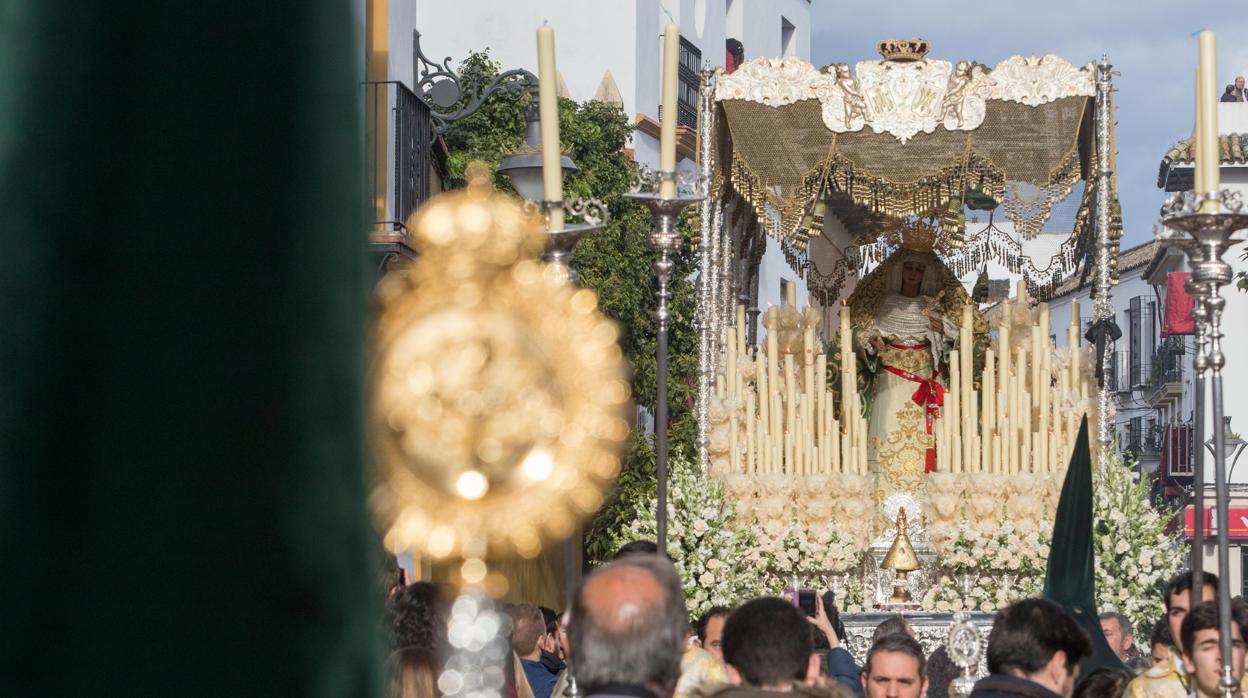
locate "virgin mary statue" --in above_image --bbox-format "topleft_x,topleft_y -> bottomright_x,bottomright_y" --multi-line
845,240 -> 986,516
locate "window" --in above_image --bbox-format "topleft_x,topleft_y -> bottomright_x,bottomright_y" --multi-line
677,37 -> 701,130
780,17 -> 796,58
1128,296 -> 1157,389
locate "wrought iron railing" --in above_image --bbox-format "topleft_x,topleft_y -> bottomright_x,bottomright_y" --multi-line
364,80 -> 433,233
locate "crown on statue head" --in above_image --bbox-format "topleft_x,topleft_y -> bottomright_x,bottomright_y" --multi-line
897,219 -> 938,252
877,38 -> 930,63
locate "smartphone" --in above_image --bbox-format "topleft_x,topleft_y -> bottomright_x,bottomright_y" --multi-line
797,589 -> 817,617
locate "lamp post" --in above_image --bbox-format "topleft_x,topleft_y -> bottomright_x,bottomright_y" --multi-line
1206,416 -> 1248,480
498,92 -> 607,286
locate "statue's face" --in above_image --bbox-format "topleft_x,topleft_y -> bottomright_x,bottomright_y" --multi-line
900,261 -> 925,297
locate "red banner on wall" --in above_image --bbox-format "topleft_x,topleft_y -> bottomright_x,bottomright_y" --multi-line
1163,272 -> 1195,336
1183,507 -> 1248,539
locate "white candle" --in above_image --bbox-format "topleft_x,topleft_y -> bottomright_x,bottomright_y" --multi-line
1195,70 -> 1206,195
659,23 -> 680,197
536,25 -> 565,232
1197,31 -> 1220,209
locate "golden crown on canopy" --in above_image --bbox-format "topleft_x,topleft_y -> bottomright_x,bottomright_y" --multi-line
897,219 -> 938,252
877,38 -> 930,63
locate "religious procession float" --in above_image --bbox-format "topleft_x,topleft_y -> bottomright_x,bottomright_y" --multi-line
598,38 -> 1183,655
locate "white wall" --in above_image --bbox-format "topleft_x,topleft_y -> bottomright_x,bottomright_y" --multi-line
757,235 -> 809,314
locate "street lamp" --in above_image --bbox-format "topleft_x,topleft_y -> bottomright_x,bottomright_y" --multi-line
1206,416 -> 1248,479
497,97 -> 577,202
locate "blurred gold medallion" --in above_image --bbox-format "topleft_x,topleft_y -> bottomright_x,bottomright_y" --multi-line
369,176 -> 630,560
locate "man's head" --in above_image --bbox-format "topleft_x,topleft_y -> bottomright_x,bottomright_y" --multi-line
862,634 -> 928,698
1236,76 -> 1245,91
507,603 -> 547,661
872,615 -> 914,644
1166,571 -> 1218,652
900,261 -> 926,297
721,597 -> 820,690
1098,612 -> 1134,660
539,606 -> 560,656
568,555 -> 687,695
1180,601 -> 1248,698
696,606 -> 731,661
986,599 -> 1092,698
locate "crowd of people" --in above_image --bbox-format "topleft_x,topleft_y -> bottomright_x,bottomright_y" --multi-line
388,544 -> 1248,698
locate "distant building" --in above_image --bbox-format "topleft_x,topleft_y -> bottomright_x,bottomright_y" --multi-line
1044,240 -> 1161,472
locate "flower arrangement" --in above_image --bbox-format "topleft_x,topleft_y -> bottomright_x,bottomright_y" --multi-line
754,512 -> 867,611
922,513 -> 1051,613
606,451 -> 768,615
1092,448 -> 1182,632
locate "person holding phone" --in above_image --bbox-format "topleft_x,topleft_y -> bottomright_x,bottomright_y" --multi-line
807,592 -> 863,696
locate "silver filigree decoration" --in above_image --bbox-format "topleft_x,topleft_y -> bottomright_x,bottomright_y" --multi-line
630,164 -> 707,198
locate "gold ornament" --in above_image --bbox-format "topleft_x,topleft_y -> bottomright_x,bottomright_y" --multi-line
881,507 -> 921,603
877,38 -> 931,63
368,178 -> 631,561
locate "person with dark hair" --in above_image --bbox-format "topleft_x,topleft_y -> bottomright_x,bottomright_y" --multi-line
969,598 -> 1092,698
861,634 -> 927,698
388,581 -> 449,698
1180,601 -> 1248,698
1221,76 -> 1246,103
726,39 -> 744,74
810,593 -> 862,696
568,554 -> 689,698
872,616 -> 914,644
1126,571 -> 1217,698
706,596 -> 853,698
1071,668 -> 1130,698
539,606 -> 567,673
510,603 -> 559,698
613,539 -> 660,559
697,606 -> 732,661
1147,620 -> 1173,670
720,597 -> 822,689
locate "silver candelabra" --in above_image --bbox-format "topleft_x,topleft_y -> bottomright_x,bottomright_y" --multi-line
1159,188 -> 1248,698
625,167 -> 705,554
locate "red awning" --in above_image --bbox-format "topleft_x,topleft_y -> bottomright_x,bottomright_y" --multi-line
1163,272 -> 1195,336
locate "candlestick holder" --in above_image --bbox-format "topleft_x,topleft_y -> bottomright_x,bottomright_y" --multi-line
1159,188 -> 1248,698
523,197 -> 609,286
625,166 -> 706,554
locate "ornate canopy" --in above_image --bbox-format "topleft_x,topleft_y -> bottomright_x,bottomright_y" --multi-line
711,46 -> 1121,300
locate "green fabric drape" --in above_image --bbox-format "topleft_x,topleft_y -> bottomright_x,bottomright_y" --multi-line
1043,418 -> 1128,677
0,1 -> 381,694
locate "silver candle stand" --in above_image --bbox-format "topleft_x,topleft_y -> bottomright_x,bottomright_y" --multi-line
625,167 -> 706,555
1159,188 -> 1248,698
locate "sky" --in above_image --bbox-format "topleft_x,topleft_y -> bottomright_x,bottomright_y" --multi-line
809,0 -> 1248,248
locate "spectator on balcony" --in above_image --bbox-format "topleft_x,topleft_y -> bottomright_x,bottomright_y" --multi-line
1222,76 -> 1246,103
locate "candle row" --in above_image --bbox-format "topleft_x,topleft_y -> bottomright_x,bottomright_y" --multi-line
713,299 -> 868,476
930,283 -> 1090,474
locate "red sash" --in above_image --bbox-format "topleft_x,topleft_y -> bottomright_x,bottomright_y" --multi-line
882,362 -> 943,473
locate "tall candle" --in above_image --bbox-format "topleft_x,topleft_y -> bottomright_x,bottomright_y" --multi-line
737,304 -> 747,356
659,23 -> 680,197
746,391 -> 756,472
757,355 -> 770,448
1195,71 -> 1206,195
1197,31 -> 1220,210
536,25 -> 565,232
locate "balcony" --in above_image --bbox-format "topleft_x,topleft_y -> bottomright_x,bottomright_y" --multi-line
1145,336 -> 1186,406
364,80 -> 435,272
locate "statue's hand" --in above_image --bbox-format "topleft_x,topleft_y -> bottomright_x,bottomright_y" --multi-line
925,311 -> 944,333
866,334 -> 885,353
